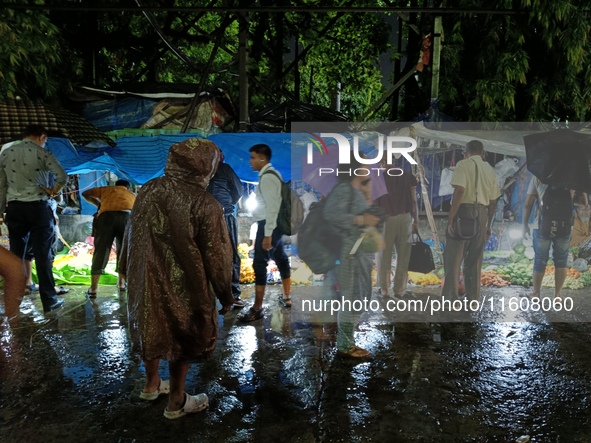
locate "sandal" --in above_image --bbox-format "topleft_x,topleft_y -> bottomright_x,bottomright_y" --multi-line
86,288 -> 97,299
26,283 -> 39,295
163,392 -> 208,419
278,294 -> 292,308
139,379 -> 170,401
336,346 -> 373,359
56,287 -> 70,295
238,307 -> 265,323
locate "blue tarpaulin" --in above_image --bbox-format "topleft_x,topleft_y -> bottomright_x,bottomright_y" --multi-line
47,132 -> 348,185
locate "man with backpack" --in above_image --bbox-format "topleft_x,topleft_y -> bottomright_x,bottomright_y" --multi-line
238,144 -> 291,322
522,177 -> 575,299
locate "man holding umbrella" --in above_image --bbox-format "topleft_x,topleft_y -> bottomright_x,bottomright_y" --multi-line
0,124 -> 67,313
522,178 -> 575,299
522,128 -> 591,299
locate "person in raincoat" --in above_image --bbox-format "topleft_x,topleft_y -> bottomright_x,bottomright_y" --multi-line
322,164 -> 381,359
120,138 -> 234,419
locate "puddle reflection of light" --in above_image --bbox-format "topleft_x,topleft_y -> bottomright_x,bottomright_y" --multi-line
97,327 -> 129,379
489,323 -> 528,359
222,326 -> 258,384
347,363 -> 373,427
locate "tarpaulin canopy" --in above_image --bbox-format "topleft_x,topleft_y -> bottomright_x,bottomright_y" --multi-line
46,132 -> 377,185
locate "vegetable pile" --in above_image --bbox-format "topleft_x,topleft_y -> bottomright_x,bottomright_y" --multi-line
407,271 -> 441,286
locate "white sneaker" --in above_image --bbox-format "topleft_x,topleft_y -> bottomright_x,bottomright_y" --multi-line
163,393 -> 209,419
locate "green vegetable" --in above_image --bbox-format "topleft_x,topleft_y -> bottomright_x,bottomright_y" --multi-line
513,244 -> 526,255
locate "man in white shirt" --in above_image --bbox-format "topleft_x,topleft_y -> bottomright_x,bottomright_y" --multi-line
441,140 -> 500,304
238,144 -> 291,322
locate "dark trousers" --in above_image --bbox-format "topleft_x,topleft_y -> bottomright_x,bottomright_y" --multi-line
91,211 -> 130,275
224,213 -> 241,297
6,200 -> 58,310
253,220 -> 290,286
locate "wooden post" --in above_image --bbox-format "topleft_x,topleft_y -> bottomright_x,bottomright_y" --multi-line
430,16 -> 442,101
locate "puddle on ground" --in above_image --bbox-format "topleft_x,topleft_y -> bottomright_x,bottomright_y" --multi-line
2,285 -> 591,442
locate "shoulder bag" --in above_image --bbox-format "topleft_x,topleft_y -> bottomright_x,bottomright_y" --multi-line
453,159 -> 480,240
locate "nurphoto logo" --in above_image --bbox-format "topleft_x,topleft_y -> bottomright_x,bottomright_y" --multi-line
306,133 -> 417,177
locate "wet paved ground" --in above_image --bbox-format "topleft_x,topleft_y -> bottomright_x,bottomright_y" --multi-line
2,284 -> 591,442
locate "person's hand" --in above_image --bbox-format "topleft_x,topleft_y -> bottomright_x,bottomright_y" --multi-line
522,225 -> 530,240
362,213 -> 381,227
262,236 -> 273,251
39,185 -> 54,197
218,304 -> 232,315
485,228 -> 492,242
39,184 -> 62,198
412,220 -> 419,234
447,219 -> 455,237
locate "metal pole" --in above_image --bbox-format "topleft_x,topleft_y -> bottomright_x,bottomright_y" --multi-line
238,12 -> 249,132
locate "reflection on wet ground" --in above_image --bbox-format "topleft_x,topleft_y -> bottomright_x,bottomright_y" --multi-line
2,285 -> 591,442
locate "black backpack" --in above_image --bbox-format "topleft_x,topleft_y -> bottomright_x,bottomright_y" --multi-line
261,170 -> 304,236
539,186 -> 573,238
297,199 -> 343,274
298,183 -> 356,274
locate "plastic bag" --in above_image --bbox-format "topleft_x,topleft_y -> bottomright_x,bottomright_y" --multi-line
439,167 -> 454,196
494,157 -> 519,189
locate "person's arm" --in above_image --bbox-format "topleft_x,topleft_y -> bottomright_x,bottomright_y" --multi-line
486,197 -> 498,239
0,167 -> 7,216
197,197 -> 235,313
522,193 -> 536,239
410,185 -> 419,233
82,188 -> 101,208
43,150 -> 67,197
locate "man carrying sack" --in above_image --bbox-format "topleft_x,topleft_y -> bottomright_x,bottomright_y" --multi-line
441,140 -> 500,304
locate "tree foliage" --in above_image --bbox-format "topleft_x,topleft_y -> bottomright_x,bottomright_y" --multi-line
439,0 -> 591,121
0,1 -> 75,100
3,0 -> 591,122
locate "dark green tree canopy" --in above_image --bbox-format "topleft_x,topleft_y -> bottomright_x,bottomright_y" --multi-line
1,0 -> 590,122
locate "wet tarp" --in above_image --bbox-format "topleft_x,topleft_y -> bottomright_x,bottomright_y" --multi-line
46,132 -> 376,185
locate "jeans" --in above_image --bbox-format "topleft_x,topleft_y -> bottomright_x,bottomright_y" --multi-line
532,228 -> 571,273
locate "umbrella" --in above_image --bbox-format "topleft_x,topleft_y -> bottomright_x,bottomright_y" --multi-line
523,128 -> 591,193
0,99 -> 115,148
302,145 -> 388,200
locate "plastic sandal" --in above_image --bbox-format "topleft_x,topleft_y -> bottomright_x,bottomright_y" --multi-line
238,307 -> 265,323
26,283 -> 39,294
139,379 -> 170,401
278,295 -> 292,308
163,393 -> 208,419
336,346 -> 373,359
233,297 -> 246,308
86,288 -> 97,299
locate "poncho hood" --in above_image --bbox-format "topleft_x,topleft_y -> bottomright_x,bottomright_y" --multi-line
164,138 -> 221,189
